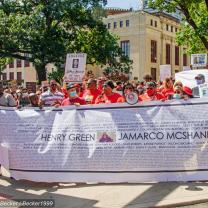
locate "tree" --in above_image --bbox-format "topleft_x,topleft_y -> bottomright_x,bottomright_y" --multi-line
0,57 -> 12,80
148,0 -> 208,53
47,69 -> 64,85
0,0 -> 132,83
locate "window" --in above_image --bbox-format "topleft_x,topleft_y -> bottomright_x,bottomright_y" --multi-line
150,19 -> 153,26
24,60 -> 30,67
166,44 -> 171,64
183,53 -> 187,66
2,73 -> 7,80
166,24 -> 169,31
151,40 -> 157,63
175,46 -> 179,65
175,28 -> 178,32
151,68 -> 157,81
120,21 -> 123,28
155,21 -> 157,27
171,26 -> 173,32
17,59 -> 22,68
113,22 -> 117,29
9,72 -> 14,80
121,41 -> 130,57
107,23 -> 111,29
17,72 -> 22,81
9,61 -> 14,68
126,20 -> 130,27
24,53 -> 31,67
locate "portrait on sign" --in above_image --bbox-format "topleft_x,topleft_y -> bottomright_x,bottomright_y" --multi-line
72,59 -> 79,68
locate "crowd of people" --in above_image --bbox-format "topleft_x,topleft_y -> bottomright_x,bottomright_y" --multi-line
0,73 -> 205,108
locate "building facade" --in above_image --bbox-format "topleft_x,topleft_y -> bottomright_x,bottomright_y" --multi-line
103,10 -> 190,81
0,60 -> 55,91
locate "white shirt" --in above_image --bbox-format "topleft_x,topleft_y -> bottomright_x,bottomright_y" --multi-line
40,90 -> 64,106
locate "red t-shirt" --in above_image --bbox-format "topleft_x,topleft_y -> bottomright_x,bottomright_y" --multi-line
61,88 -> 68,99
95,92 -> 122,104
82,89 -> 101,104
62,97 -> 86,106
161,88 -> 174,98
139,92 -> 165,101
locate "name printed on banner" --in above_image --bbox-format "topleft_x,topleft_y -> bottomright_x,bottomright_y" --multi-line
119,131 -> 208,141
40,133 -> 96,142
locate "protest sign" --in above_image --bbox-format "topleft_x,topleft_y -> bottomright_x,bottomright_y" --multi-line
160,65 -> 171,81
191,54 -> 207,68
65,53 -> 87,82
199,83 -> 208,98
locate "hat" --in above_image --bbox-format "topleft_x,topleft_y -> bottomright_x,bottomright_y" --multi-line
183,86 -> 192,96
146,82 -> 157,88
87,78 -> 97,84
103,80 -> 115,89
67,83 -> 77,90
195,74 -> 205,79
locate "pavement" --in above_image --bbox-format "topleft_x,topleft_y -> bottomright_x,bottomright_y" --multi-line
1,169 -> 208,208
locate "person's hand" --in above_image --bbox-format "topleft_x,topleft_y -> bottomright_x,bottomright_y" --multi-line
161,98 -> 166,102
74,103 -> 80,107
54,104 -> 60,108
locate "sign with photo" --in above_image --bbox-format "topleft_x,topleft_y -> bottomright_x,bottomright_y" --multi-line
65,53 -> 87,82
191,54 -> 207,67
199,83 -> 208,98
160,65 -> 172,81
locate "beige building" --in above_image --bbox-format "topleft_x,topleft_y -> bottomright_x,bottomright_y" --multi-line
0,60 -> 55,91
0,9 -> 190,87
103,10 -> 190,81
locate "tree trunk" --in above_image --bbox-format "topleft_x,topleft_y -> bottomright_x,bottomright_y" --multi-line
35,64 -> 47,84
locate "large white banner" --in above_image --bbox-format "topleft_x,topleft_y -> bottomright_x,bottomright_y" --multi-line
1,99 -> 208,182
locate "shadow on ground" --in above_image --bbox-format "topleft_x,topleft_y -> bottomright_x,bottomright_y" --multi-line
1,176 -> 208,208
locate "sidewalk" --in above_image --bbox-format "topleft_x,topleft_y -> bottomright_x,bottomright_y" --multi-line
1,174 -> 208,208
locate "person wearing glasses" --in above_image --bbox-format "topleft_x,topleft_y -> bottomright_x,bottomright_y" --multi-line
139,82 -> 165,102
95,80 -> 122,104
39,80 -> 64,107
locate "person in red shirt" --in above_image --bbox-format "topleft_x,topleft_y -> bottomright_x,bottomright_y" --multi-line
82,79 -> 101,104
139,82 -> 165,101
161,77 -> 174,99
62,83 -> 86,106
97,77 -> 107,91
95,80 -> 122,104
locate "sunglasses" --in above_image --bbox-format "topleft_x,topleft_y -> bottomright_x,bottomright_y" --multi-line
146,87 -> 154,90
50,84 -> 57,86
174,91 -> 181,94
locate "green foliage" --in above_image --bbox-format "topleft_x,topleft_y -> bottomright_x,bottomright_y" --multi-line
103,56 -> 133,82
0,0 -> 132,83
47,69 -> 64,85
0,57 -> 12,78
148,0 -> 208,53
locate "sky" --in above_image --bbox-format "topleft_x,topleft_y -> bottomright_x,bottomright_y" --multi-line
106,0 -> 139,9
